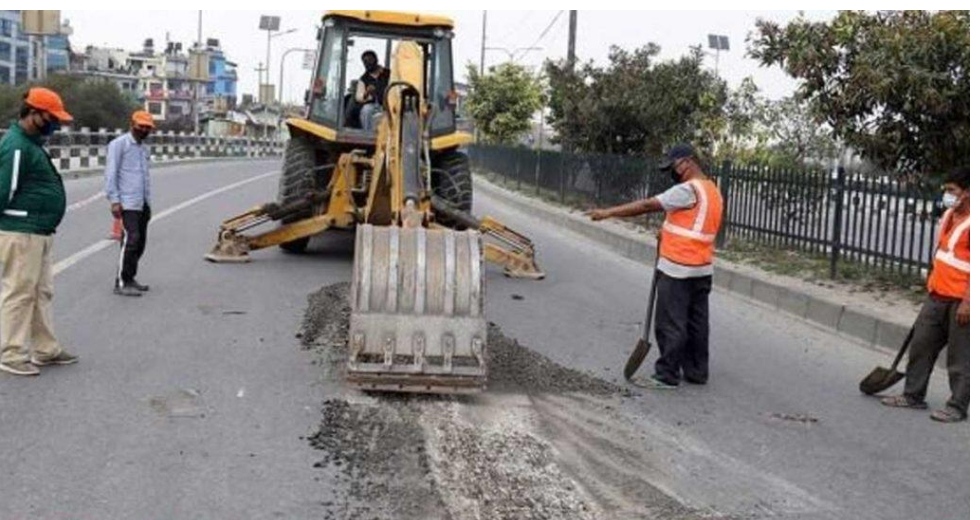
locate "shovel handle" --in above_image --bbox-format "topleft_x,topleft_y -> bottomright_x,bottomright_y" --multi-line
640,230 -> 662,343
889,327 -> 915,371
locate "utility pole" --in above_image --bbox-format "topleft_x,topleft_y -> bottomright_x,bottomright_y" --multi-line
193,10 -> 202,136
563,10 -> 577,155
567,10 -> 577,68
479,10 -> 487,76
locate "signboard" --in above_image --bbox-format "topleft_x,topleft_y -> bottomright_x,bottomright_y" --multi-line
21,10 -> 61,35
188,51 -> 210,82
301,50 -> 317,70
259,84 -> 275,105
259,15 -> 281,32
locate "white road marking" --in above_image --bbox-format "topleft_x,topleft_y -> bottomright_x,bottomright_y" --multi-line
67,191 -> 106,212
53,170 -> 278,276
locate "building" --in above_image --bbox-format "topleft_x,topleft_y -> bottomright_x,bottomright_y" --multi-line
204,38 -> 237,112
75,37 -> 239,129
0,10 -> 72,85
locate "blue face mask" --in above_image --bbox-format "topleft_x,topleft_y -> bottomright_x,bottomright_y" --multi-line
36,113 -> 60,136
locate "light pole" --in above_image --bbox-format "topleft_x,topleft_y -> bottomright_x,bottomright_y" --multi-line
279,47 -> 315,107
258,15 -> 296,103
707,34 -> 730,76
485,46 -> 543,63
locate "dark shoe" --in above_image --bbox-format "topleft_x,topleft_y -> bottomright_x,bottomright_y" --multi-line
114,285 -> 143,297
31,350 -> 79,366
128,280 -> 150,292
930,407 -> 967,423
881,395 -> 928,409
0,360 -> 41,376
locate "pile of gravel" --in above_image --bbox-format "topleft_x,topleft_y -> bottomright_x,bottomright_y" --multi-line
299,283 -> 627,397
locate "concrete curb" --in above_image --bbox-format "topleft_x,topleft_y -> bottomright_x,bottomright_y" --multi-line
474,175 -> 910,352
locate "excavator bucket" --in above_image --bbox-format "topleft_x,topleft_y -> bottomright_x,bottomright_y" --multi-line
347,224 -> 487,394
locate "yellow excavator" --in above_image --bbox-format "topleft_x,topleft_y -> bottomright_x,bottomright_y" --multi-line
204,11 -> 544,394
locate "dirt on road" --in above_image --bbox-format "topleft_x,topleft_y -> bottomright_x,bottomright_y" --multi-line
301,283 -> 724,520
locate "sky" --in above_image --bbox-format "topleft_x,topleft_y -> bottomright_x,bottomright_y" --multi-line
61,10 -> 838,105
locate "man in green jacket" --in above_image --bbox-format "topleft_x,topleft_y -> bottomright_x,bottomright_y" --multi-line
0,87 -> 79,376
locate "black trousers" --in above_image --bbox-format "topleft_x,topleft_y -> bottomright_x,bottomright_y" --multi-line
653,272 -> 713,385
904,295 -> 970,414
117,205 -> 150,286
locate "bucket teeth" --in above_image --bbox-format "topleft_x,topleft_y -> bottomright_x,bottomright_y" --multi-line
347,225 -> 486,394
204,231 -> 251,263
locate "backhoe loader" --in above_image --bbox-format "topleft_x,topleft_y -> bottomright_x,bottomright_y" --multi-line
204,11 -> 544,394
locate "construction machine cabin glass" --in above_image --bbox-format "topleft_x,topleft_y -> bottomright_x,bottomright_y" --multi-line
308,16 -> 458,139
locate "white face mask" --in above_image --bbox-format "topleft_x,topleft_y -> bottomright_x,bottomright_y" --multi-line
942,193 -> 960,209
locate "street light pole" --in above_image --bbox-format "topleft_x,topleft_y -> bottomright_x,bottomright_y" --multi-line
279,47 -> 314,107
485,46 -> 543,63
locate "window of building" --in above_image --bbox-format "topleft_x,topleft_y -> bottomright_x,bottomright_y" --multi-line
0,65 -> 10,84
14,46 -> 27,84
0,18 -> 14,38
147,102 -> 163,115
0,41 -> 11,62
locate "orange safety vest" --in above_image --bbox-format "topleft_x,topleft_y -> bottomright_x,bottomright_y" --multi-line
660,178 -> 724,267
928,209 -> 970,299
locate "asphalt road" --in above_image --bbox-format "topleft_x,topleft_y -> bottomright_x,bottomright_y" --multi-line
0,159 -> 967,519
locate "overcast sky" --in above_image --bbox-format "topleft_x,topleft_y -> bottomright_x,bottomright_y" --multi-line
62,10 -> 837,105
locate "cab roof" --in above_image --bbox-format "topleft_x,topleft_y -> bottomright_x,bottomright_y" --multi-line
323,11 -> 454,29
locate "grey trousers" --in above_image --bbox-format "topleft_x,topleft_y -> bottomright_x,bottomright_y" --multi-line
903,295 -> 970,414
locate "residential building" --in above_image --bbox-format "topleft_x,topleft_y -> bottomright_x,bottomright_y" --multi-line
0,10 -> 72,85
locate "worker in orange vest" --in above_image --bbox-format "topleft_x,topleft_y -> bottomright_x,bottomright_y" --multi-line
588,143 -> 724,388
882,167 -> 970,422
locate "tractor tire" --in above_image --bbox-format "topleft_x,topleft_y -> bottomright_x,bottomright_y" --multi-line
277,137 -> 318,254
432,151 -> 473,226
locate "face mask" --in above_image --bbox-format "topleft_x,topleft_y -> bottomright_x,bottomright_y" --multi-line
670,168 -> 683,184
364,61 -> 378,73
36,114 -> 59,136
942,193 -> 960,209
134,129 -> 150,141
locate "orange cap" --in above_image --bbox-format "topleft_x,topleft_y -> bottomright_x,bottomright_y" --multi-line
25,87 -> 74,122
132,110 -> 156,128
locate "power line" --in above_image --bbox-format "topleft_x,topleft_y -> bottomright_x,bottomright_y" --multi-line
516,10 -> 564,62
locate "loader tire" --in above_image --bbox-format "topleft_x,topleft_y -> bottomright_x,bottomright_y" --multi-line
432,151 -> 473,227
277,138 -> 317,254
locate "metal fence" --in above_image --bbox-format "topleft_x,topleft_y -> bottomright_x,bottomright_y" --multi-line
470,145 -> 944,279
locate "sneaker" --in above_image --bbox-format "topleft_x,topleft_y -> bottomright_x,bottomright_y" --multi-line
31,351 -> 79,366
128,280 -> 150,292
649,376 -> 679,390
114,285 -> 143,297
631,375 -> 679,390
0,360 -> 41,376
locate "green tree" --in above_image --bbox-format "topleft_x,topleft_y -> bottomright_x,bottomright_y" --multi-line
464,62 -> 543,145
0,74 -> 139,130
545,44 -> 726,159
748,10 -> 969,176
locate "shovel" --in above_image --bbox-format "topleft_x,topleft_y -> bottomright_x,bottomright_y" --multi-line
859,327 -> 915,395
624,241 -> 661,381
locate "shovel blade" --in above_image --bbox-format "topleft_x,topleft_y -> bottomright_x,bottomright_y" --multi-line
859,367 -> 905,395
623,339 -> 652,381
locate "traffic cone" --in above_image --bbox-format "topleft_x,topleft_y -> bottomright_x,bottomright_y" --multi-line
109,216 -> 123,241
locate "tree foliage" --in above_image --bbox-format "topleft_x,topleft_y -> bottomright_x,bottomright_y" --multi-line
464,62 -> 543,145
0,74 -> 139,130
544,44 -> 726,159
748,10 -> 969,176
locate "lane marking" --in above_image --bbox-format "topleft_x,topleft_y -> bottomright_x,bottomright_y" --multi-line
53,170 -> 278,276
67,191 -> 105,212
